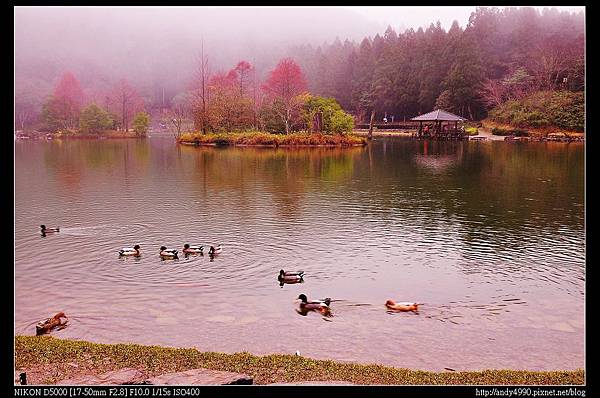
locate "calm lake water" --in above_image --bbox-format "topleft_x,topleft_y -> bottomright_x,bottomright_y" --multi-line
14,136 -> 585,371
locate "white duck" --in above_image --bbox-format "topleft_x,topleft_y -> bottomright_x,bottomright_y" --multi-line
183,244 -> 204,254
119,245 -> 141,256
160,246 -> 179,259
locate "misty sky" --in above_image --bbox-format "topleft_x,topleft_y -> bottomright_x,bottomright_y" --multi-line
14,6 -> 585,101
345,6 -> 585,31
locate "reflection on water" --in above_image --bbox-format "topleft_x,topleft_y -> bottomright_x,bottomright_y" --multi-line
15,137 -> 584,371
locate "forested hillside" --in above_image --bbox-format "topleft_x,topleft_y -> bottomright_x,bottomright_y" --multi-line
291,7 -> 584,122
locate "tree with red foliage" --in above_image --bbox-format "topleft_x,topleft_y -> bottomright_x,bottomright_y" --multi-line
262,58 -> 308,134
108,79 -> 144,131
234,60 -> 253,97
42,72 -> 85,131
53,72 -> 85,109
200,61 -> 256,132
207,70 -> 238,131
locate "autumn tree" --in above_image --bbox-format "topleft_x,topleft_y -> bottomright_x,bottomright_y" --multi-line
207,70 -> 238,131
261,58 -> 308,134
42,72 -> 85,131
233,60 -> 253,97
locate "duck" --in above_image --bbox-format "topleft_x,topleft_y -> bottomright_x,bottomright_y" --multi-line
36,312 -> 68,335
297,294 -> 332,317
183,244 -> 204,254
385,299 -> 419,312
278,269 -> 304,283
208,245 -> 222,256
159,246 -> 178,259
40,225 -> 60,234
297,294 -> 331,310
119,245 -> 141,256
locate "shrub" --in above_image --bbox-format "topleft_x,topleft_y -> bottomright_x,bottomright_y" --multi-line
465,127 -> 478,136
488,91 -> 584,132
79,104 -> 113,134
302,95 -> 354,135
132,112 -> 150,136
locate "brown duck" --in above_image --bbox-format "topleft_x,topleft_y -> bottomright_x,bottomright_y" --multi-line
36,312 -> 68,335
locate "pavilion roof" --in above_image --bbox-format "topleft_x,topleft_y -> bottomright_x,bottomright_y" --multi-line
411,109 -> 466,121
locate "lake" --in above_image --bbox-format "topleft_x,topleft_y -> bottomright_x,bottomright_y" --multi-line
14,136 -> 585,371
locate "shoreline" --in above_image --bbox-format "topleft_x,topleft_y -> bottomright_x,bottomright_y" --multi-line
15,336 -> 584,385
177,131 -> 367,148
481,120 -> 584,138
15,131 -> 146,140
179,142 -> 366,148
353,130 -> 413,137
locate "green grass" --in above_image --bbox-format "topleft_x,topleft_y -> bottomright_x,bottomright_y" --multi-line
15,336 -> 584,385
178,131 -> 366,147
488,91 -> 584,132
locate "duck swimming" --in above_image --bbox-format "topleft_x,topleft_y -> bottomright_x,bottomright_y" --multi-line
183,244 -> 204,254
36,312 -> 68,335
159,246 -> 178,259
297,294 -> 332,316
119,245 -> 141,256
208,245 -> 222,256
278,269 -> 304,283
40,225 -> 59,234
297,294 -> 331,310
385,299 -> 419,312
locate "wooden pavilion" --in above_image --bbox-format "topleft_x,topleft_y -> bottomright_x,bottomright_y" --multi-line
411,109 -> 467,140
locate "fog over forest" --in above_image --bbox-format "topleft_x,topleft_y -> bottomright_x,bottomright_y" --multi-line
15,8 -> 383,101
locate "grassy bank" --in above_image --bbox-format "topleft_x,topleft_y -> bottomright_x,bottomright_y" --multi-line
15,336 -> 584,385
481,120 -> 584,139
487,90 -> 584,135
178,131 -> 366,147
51,130 -> 145,139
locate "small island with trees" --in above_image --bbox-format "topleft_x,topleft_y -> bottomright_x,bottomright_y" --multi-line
175,58 -> 365,147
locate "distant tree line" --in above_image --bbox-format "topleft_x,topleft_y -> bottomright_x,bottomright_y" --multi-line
292,7 -> 584,121
38,72 -> 150,135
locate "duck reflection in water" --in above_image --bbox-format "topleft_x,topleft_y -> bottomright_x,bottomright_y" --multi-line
278,269 -> 305,287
